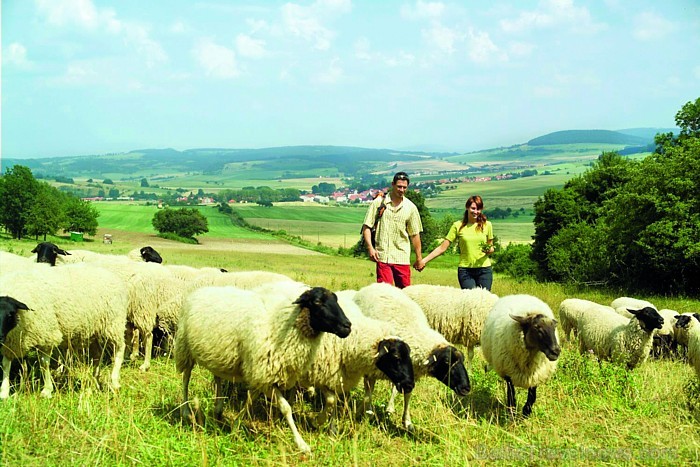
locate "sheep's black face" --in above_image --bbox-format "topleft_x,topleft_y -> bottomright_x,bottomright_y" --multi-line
426,346 -> 470,396
629,307 -> 664,333
514,313 -> 561,361
675,315 -> 693,330
0,296 -> 28,345
31,242 -> 69,266
375,338 -> 414,394
296,287 -> 351,338
140,246 -> 163,263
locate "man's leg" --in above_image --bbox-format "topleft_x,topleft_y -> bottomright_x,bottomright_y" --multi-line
392,264 -> 412,289
376,262 -> 395,285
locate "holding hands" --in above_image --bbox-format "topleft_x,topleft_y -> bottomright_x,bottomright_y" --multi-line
413,258 -> 426,272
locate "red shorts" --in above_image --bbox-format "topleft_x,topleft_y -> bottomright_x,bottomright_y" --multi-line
376,262 -> 411,289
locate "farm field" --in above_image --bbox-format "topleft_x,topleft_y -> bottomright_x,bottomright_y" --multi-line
1,232 -> 699,465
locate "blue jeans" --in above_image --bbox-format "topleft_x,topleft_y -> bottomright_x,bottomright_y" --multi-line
458,266 -> 493,291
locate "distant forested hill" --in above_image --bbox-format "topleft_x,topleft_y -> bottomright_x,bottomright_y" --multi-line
528,130 -> 649,146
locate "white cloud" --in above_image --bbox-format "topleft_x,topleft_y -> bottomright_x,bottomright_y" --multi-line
385,51 -> 415,67
633,12 -> 676,41
400,1 -> 445,20
236,34 -> 268,58
3,43 -> 33,68
282,2 -> 334,50
314,57 -> 343,83
35,0 -> 166,65
354,37 -> 414,67
467,29 -> 507,64
423,23 -> 462,55
52,62 -> 101,86
193,39 -> 240,79
500,0 -> 604,34
170,21 -> 188,34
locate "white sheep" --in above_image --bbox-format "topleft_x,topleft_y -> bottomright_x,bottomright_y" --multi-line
576,301 -> 664,369
403,284 -> 499,367
481,294 -> 561,417
0,263 -> 128,399
55,250 -> 182,371
674,314 -> 700,379
352,282 -> 470,431
558,298 -> 616,341
174,283 -> 352,454
166,264 -> 226,281
609,299 -> 677,358
300,289 -> 414,432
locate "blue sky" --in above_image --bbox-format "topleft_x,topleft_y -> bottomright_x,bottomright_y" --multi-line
2,0 -> 699,158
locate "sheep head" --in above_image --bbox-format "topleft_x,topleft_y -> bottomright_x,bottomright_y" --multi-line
375,337 -> 414,394
139,246 -> 163,263
0,296 -> 29,345
627,306 -> 664,333
424,345 -> 470,396
31,242 -> 70,266
294,287 -> 352,339
511,313 -> 561,362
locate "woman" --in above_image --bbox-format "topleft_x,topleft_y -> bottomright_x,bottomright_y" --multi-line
414,195 -> 494,290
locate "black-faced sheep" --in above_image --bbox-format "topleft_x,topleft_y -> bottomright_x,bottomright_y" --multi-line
127,246 -> 163,263
351,282 -> 470,431
174,284 -> 352,454
481,294 -> 560,417
31,242 -> 70,266
576,305 -> 663,369
0,264 -> 129,399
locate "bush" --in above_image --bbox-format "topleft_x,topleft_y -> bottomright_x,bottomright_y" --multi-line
152,208 -> 208,240
492,243 -> 538,281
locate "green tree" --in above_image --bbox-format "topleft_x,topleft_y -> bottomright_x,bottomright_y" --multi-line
141,178 -> 149,187
62,196 -> 99,236
152,208 -> 209,239
108,188 -> 120,198
0,165 -> 41,239
103,178 -> 114,184
26,183 -> 66,240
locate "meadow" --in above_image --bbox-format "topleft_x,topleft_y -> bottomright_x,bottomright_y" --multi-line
1,221 -> 699,465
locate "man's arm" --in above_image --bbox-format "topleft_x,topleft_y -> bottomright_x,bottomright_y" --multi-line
411,234 -> 422,263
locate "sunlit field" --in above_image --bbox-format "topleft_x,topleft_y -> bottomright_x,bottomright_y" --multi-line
1,230 -> 699,465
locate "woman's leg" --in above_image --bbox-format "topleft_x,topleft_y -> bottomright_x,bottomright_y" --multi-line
475,267 -> 493,291
458,267 -> 476,289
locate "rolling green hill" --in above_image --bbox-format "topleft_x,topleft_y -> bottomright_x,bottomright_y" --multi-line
527,129 -> 649,146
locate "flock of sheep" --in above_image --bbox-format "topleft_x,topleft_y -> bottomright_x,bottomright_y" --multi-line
0,242 -> 699,454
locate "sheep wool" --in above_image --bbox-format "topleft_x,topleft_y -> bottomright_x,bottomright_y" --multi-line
0,263 -> 128,398
481,294 -> 559,389
403,284 -> 498,365
611,296 -> 656,318
558,298 -> 616,341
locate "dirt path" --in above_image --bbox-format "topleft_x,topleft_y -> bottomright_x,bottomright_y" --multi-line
95,228 -> 324,256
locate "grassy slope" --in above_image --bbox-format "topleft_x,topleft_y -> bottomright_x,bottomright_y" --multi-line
1,235 -> 699,465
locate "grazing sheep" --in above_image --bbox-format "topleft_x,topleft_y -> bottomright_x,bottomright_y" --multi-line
166,264 -> 226,281
352,282 -> 470,431
302,290 -> 414,432
653,309 -> 679,358
481,294 -> 560,417
558,298 -> 616,341
0,264 -> 128,399
403,284 -> 498,367
31,242 -> 70,266
576,304 -> 664,369
175,284 -> 352,454
674,314 -> 700,379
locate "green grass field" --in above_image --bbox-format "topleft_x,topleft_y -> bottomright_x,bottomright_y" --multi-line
1,232 -> 699,465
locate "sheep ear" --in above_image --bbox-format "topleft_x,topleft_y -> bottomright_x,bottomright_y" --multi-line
510,314 -> 527,325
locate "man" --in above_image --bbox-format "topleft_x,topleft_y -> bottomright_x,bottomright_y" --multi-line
362,171 -> 423,288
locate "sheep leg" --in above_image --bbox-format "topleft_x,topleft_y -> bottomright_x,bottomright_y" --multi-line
522,386 -> 537,417
504,376 -> 516,413
271,386 -> 311,454
362,377 -> 376,416
401,391 -> 414,432
138,330 -> 153,372
181,365 -> 195,424
386,386 -> 397,414
39,348 -> 54,398
127,326 -> 140,360
110,338 -> 126,392
213,376 -> 225,421
0,356 -> 12,399
316,388 -> 337,435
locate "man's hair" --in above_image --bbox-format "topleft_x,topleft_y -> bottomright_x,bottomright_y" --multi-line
392,172 -> 410,184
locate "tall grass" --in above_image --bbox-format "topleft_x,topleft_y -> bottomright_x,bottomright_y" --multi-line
1,235 -> 699,465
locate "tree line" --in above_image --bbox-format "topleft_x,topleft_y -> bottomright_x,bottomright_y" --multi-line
0,166 -> 100,240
